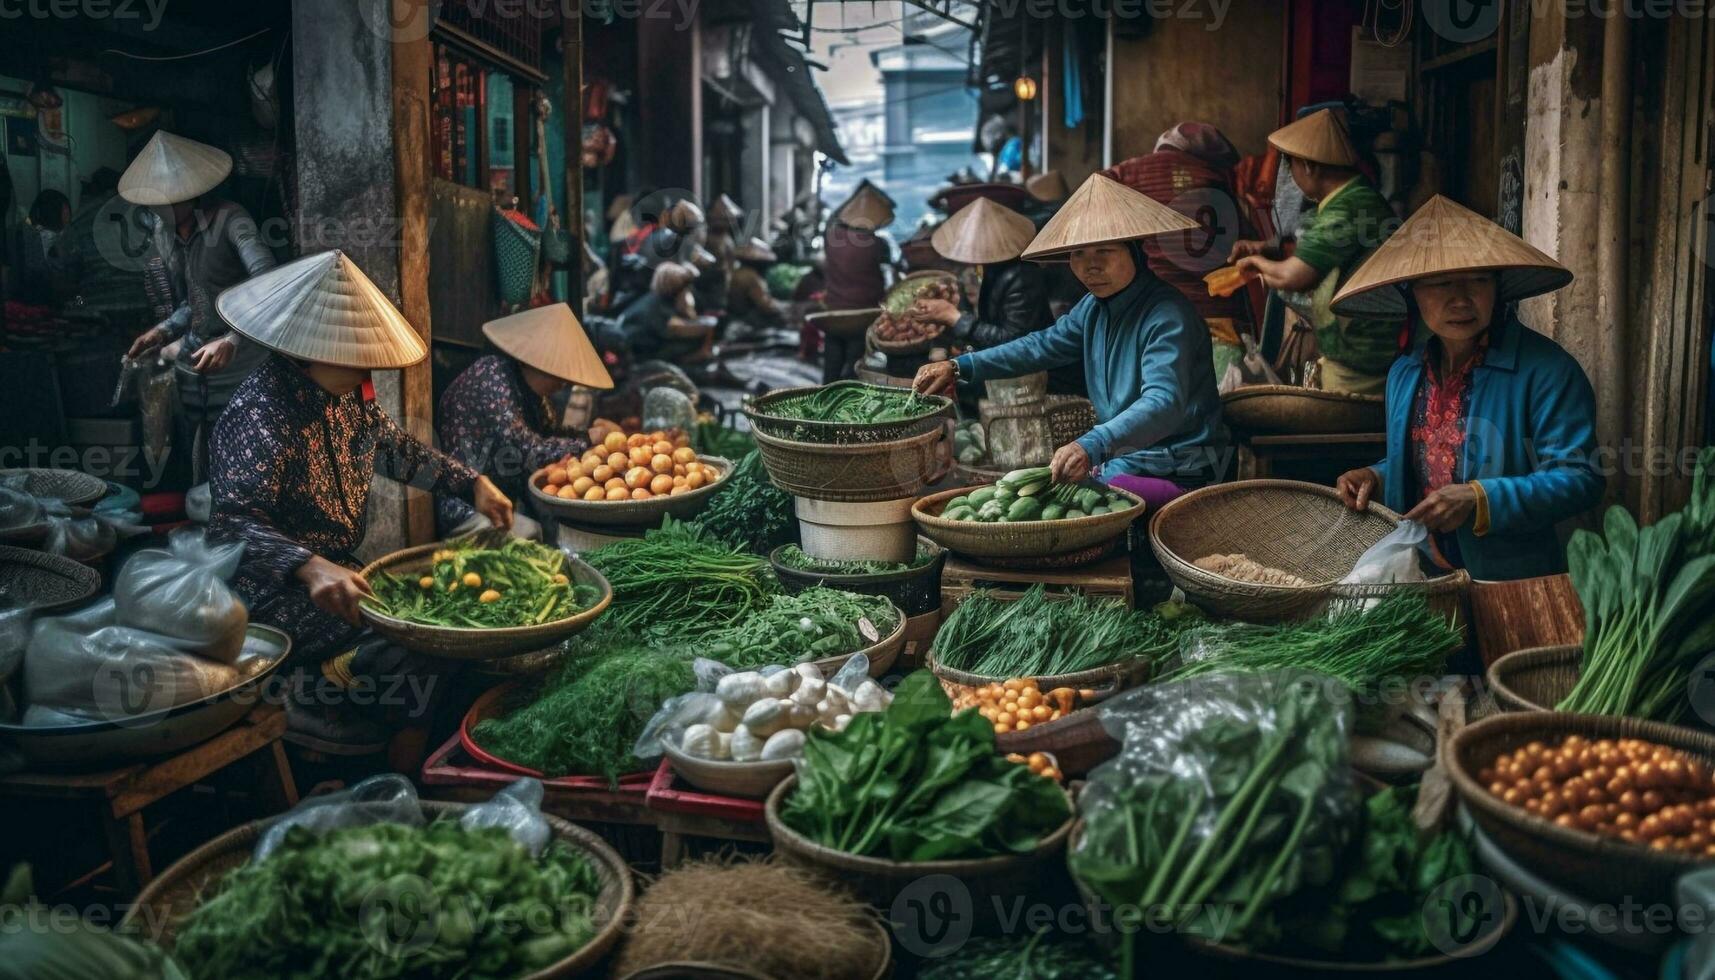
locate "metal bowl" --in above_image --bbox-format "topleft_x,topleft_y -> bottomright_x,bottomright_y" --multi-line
529,455 -> 732,529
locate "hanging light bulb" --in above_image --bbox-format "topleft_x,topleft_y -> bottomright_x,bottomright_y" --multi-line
1013,75 -> 1038,102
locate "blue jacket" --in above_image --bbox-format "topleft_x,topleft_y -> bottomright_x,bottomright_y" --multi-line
954,270 -> 1228,483
1375,316 -> 1605,581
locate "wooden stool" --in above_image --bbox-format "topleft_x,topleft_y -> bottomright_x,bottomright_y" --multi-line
0,705 -> 297,897
940,553 -> 1134,616
644,762 -> 769,869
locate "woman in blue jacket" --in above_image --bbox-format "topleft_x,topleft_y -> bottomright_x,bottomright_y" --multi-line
1332,196 -> 1605,580
914,174 -> 1228,507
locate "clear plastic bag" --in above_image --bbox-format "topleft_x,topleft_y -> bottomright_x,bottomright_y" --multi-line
632,655 -> 878,760
642,385 -> 695,436
1071,670 -> 1357,952
20,600 -> 242,726
253,774 -> 553,861
1341,520 -> 1430,587
40,504 -> 145,563
0,477 -> 42,531
112,528 -> 248,664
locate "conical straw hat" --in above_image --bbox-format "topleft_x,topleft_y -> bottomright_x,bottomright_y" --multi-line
483,303 -> 613,389
1026,170 -> 1069,202
1330,195 -> 1573,317
606,193 -> 634,222
735,237 -> 776,263
118,132 -> 233,206
932,198 -> 1036,265
708,193 -> 743,228
1267,108 -> 1358,167
215,250 -> 427,369
1020,173 -> 1199,261
835,181 -> 895,230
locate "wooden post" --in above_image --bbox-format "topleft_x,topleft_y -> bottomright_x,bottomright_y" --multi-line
392,7 -> 437,544
563,6 -> 584,311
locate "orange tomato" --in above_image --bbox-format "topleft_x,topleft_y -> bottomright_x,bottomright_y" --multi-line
583,486 -> 605,501
651,453 -> 674,474
669,485 -> 689,496
546,466 -> 569,485
581,451 -> 604,468
606,452 -> 628,470
543,484 -> 561,497
602,431 -> 626,452
592,464 -> 615,483
605,486 -> 629,501
556,485 -> 580,499
625,466 -> 653,489
672,474 -> 687,487
671,446 -> 696,465
571,476 -> 595,494
604,477 -> 627,491
652,440 -> 674,457
685,470 -> 706,489
628,445 -> 652,467
650,474 -> 675,494
627,433 -> 647,448
631,487 -> 652,500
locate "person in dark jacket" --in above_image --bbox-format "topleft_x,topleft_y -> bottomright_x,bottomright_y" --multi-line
619,261 -> 713,363
727,237 -> 785,330
820,180 -> 895,381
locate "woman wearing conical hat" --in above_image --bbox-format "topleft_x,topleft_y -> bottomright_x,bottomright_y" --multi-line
916,198 -> 1071,393
207,251 -> 514,742
727,237 -> 786,329
119,131 -> 279,483
436,303 -> 614,541
1332,197 -> 1604,580
821,180 -> 896,382
914,174 -> 1228,507
1226,108 -> 1404,394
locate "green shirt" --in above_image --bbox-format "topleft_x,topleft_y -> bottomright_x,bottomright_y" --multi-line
1290,177 -> 1403,375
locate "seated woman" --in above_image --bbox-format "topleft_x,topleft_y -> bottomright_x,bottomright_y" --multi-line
436,303 -> 614,540
727,237 -> 786,330
1333,196 -> 1604,580
618,261 -> 714,364
914,174 -> 1228,508
208,250 -> 513,749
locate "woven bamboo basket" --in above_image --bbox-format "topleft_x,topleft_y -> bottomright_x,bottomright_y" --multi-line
752,425 -> 945,503
0,545 -> 100,613
1486,645 -> 1581,712
912,484 -> 1145,562
882,269 -> 958,311
1318,569 -> 1473,640
805,307 -> 881,340
927,649 -> 1151,703
126,800 -> 634,979
613,920 -> 893,980
765,774 -> 1074,930
769,538 -> 945,618
357,542 -> 612,661
809,603 -> 907,677
1220,384 -> 1386,434
867,317 -> 947,356
1445,711 -> 1715,909
529,455 -> 731,528
744,381 -> 952,445
1150,480 -> 1464,623
0,467 -> 107,506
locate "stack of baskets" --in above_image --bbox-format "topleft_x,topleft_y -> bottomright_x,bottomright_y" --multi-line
1221,384 -> 1385,434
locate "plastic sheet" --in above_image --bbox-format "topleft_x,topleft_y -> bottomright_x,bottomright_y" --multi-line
113,529 -> 248,663
0,477 -> 42,531
254,774 -> 554,861
1341,520 -> 1430,587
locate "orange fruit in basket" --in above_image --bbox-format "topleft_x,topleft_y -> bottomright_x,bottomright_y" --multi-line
605,486 -> 629,501
557,485 -> 580,499
581,451 -> 603,468
572,476 -> 595,494
669,485 -> 689,496
604,477 -> 626,491
674,434 -> 691,448
628,433 -> 647,448
546,467 -> 569,485
606,452 -> 627,470
629,487 -> 650,500
652,440 -> 674,457
625,466 -> 653,489
673,474 -> 687,488
544,484 -> 561,497
686,471 -> 706,489
650,474 -> 674,495
651,453 -> 674,474
583,486 -> 605,501
603,432 -> 626,452
592,465 -> 615,483
672,447 -> 696,465
627,445 -> 650,467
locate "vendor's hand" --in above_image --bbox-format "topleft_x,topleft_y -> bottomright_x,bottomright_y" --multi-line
1227,239 -> 1268,263
1234,255 -> 1265,280
189,335 -> 237,373
1336,467 -> 1380,510
913,297 -> 961,327
473,476 -> 514,530
913,360 -> 958,397
1405,483 -> 1479,533
127,324 -> 170,359
1050,442 -> 1093,484
296,555 -> 374,626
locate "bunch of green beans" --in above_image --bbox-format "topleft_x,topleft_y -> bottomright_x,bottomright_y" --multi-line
583,517 -> 777,640
771,383 -> 935,424
934,585 -> 1201,678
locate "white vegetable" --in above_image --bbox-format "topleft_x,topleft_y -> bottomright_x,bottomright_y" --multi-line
715,672 -> 766,708
793,662 -> 822,685
791,677 -> 825,707
715,732 -> 733,759
851,680 -> 888,714
729,726 -> 763,762
821,685 -> 849,713
707,704 -> 741,734
762,669 -> 796,699
760,728 -> 806,760
832,713 -> 852,732
815,698 -> 842,728
741,698 -> 789,737
681,724 -> 723,759
785,701 -> 817,729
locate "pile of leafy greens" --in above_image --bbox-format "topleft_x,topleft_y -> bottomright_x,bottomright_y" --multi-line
697,450 -> 797,556
781,671 -> 1070,861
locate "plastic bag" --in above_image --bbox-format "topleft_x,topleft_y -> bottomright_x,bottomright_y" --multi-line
40,504 -> 145,563
112,528 -> 248,664
20,600 -> 242,727
254,774 -> 553,861
184,483 -> 211,524
1217,332 -> 1283,395
632,655 -> 877,760
0,477 -> 41,531
1341,520 -> 1430,586
1071,670 -> 1356,949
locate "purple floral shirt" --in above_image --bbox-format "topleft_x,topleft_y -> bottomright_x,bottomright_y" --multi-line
434,354 -> 590,533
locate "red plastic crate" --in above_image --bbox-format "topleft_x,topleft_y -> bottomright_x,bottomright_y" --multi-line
644,759 -> 766,824
421,731 -> 653,795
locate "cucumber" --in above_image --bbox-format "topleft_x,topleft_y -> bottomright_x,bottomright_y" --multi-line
1074,488 -> 1104,513
1088,505 -> 1109,516
1040,503 -> 1066,521
947,496 -> 971,511
1064,508 -> 1088,520
1005,497 -> 1043,522
943,506 -> 975,522
968,486 -> 997,506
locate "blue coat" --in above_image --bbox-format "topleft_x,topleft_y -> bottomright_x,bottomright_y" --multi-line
1375,316 -> 1605,581
954,270 -> 1228,483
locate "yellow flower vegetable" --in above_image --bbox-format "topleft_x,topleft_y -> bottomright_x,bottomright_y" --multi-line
462,572 -> 483,588
479,589 -> 502,603
419,576 -> 434,589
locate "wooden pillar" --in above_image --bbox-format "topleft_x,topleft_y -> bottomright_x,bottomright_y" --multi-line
563,7 -> 584,311
392,5 -> 436,545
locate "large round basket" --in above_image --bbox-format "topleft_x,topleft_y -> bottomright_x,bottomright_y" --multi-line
765,774 -> 1074,931
0,545 -> 100,613
0,467 -> 107,506
743,381 -> 951,445
1220,384 -> 1386,435
805,307 -> 880,340
882,269 -> 958,312
1486,645 -> 1580,712
866,319 -> 947,357
1150,480 -> 1463,623
769,538 -> 945,617
662,742 -> 794,799
926,649 -> 1151,704
612,920 -> 893,980
912,484 -> 1145,562
529,455 -> 732,528
357,543 -> 612,661
808,601 -> 907,678
753,424 -> 945,503
125,799 -> 634,979
1445,711 -> 1715,909
1180,894 -> 1516,974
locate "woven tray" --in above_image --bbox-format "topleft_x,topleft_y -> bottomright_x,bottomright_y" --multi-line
753,424 -> 945,503
912,484 -> 1144,561
867,316 -> 947,356
529,455 -> 731,528
805,307 -> 880,340
357,540 -> 612,661
1221,384 -> 1386,434
1445,711 -> 1715,910
125,800 -> 634,980
0,545 -> 100,613
926,648 -> 1151,701
743,381 -> 951,445
1486,644 -> 1580,712
0,467 -> 107,506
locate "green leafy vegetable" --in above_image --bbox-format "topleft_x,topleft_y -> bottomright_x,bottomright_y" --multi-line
933,587 -> 1202,679
781,671 -> 1071,861
767,383 -> 938,425
914,932 -> 1118,980
699,588 -> 899,669
692,419 -> 755,460
697,451 -> 798,556
583,517 -> 777,640
365,535 -> 597,628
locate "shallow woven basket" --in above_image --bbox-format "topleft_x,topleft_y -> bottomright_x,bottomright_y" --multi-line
753,424 -> 945,503
765,774 -> 1074,929
126,800 -> 634,978
743,381 -> 952,445
662,743 -> 794,799
0,545 -> 100,613
1182,896 -> 1516,973
530,455 -> 731,528
809,603 -> 907,678
1445,711 -> 1715,909
1221,384 -> 1386,434
882,269 -> 958,312
805,307 -> 881,340
1150,480 -> 1463,623
926,648 -> 1151,703
0,467 -> 107,506
912,484 -> 1145,561
1486,645 -> 1581,712
357,542 -> 612,661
